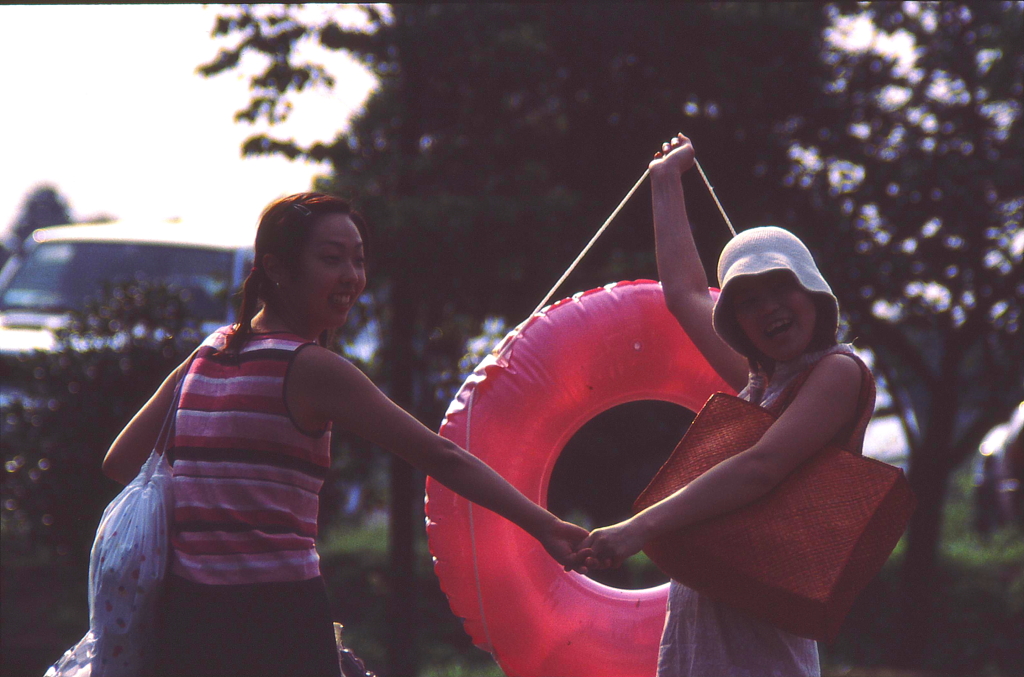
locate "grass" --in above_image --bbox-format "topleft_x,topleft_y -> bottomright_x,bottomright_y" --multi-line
315,462 -> 1023,677
819,463 -> 1023,677
940,464 -> 1023,567
2,462 -> 1019,677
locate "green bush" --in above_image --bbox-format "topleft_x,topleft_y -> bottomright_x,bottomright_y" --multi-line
822,465 -> 1024,677
318,519 -> 504,677
1,279 -> 202,563
1,279 -> 202,677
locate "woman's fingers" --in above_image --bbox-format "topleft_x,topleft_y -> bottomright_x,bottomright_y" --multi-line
563,543 -> 604,573
649,132 -> 696,175
653,134 -> 691,159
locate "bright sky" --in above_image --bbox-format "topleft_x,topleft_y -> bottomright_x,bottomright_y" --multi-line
0,4 -> 376,239
1,4 -> 919,459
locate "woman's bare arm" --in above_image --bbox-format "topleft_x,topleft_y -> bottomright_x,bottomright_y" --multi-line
650,134 -> 748,391
287,346 -> 590,568
580,353 -> 862,566
102,357 -> 191,484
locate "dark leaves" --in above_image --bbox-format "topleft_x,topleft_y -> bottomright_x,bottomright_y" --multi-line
240,134 -> 303,160
196,47 -> 240,77
1,279 -> 201,558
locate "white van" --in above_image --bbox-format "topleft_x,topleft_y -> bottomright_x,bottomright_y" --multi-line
0,219 -> 254,354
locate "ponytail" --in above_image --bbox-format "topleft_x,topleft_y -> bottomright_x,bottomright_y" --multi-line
226,268 -> 264,354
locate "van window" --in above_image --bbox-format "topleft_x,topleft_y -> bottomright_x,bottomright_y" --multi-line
0,242 -> 233,320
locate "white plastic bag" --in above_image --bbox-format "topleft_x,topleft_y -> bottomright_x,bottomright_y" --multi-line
46,448 -> 174,677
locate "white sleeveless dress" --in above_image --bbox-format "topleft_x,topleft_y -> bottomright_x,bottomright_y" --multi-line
656,344 -> 859,677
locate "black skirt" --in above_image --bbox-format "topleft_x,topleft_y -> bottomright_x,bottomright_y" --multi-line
154,574 -> 342,677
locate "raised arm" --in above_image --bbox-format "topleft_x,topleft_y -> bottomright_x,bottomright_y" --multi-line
287,345 -> 590,570
650,133 -> 748,391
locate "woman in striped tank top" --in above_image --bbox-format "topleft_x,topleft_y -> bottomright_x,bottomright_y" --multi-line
102,193 -> 593,677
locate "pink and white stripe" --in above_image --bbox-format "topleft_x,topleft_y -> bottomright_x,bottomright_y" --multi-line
168,328 -> 331,585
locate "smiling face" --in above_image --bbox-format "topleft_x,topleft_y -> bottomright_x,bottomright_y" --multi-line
728,270 -> 818,363
267,212 -> 366,339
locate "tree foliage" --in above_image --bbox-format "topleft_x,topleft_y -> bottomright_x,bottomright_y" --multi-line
5,184 -> 73,257
199,3 -> 1022,672
773,4 -> 1023,664
1,280 -> 202,562
782,2 -> 1023,435
200,0 -> 827,419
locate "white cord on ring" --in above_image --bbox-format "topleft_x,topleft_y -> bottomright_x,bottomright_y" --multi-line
528,152 -> 737,321
694,158 -> 737,238
528,168 -> 651,319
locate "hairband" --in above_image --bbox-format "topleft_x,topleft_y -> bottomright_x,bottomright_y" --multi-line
292,204 -> 312,216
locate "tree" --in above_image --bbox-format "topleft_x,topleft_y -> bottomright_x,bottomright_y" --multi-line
200,5 -> 829,673
203,2 -> 1024,671
773,2 -> 1023,666
1,279 -> 203,563
7,184 -> 73,253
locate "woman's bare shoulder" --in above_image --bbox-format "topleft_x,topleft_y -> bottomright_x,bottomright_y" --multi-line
814,352 -> 863,378
291,344 -> 368,387
799,352 -> 863,406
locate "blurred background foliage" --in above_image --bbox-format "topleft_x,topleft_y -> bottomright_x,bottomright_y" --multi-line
1,280 -> 203,674
2,280 -> 206,558
2,3 -> 1022,676
0,185 -> 72,270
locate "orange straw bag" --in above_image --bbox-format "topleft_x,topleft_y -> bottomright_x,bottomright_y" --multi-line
633,392 -> 915,644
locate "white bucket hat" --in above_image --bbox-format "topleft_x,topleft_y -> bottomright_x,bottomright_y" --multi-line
712,226 -> 839,359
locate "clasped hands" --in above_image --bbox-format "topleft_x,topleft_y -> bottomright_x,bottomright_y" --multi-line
541,516 -> 649,575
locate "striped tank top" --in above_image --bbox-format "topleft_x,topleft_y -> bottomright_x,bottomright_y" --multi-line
167,328 -> 331,585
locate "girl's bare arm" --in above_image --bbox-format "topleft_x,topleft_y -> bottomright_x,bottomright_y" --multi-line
288,345 -> 590,569
102,358 -> 191,484
580,353 -> 862,566
650,134 -> 748,391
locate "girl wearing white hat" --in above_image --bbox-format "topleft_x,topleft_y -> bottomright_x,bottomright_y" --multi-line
577,134 -> 875,676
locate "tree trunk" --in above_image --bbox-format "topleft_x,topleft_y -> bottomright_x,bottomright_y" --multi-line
387,459 -> 418,677
384,10 -> 425,675
893,447 -> 952,668
384,277 -> 419,677
891,343 -> 960,669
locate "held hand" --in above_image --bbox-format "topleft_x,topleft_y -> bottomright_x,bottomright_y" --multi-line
537,518 -> 594,574
577,518 -> 649,570
649,133 -> 695,177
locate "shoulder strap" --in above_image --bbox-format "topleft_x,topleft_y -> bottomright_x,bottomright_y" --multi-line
154,348 -> 199,457
764,351 -> 876,455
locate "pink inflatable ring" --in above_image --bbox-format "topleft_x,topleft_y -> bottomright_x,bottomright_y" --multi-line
425,280 -> 733,677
